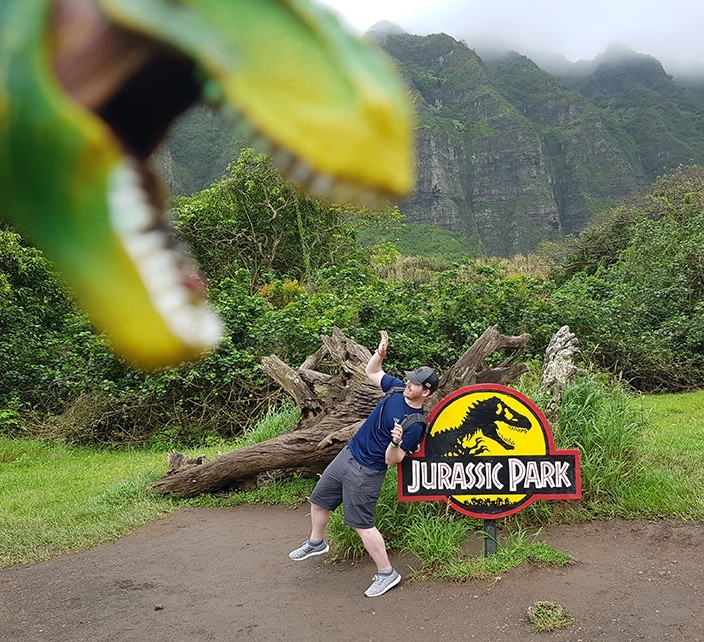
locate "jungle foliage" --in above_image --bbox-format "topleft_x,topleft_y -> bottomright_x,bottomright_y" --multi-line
1,152 -> 703,445
551,166 -> 704,390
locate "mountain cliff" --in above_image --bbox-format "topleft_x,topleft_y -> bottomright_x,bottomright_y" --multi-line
156,32 -> 704,257
378,32 -> 642,255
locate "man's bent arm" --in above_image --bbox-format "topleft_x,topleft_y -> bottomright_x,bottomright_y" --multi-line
385,443 -> 406,466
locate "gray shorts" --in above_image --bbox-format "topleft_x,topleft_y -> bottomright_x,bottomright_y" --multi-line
309,445 -> 386,529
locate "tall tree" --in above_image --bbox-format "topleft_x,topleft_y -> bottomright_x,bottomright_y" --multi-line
172,149 -> 379,289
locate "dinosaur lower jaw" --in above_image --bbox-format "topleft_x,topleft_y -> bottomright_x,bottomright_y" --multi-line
496,425 -> 531,450
107,160 -> 222,350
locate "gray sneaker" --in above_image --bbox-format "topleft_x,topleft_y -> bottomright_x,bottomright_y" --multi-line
288,539 -> 329,561
364,569 -> 401,597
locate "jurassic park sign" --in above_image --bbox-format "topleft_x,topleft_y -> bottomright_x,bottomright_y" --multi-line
398,384 -> 581,519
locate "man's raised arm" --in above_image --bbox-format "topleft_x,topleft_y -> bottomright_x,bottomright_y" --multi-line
366,330 -> 388,387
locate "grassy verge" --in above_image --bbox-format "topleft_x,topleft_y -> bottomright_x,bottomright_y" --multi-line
0,404 -> 312,568
0,439 -> 176,566
632,389 -> 704,519
2,384 -> 703,579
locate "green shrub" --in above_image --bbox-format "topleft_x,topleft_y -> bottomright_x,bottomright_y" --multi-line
553,374 -> 646,505
551,166 -> 704,391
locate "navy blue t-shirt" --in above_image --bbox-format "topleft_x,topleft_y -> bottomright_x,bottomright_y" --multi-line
348,374 -> 425,471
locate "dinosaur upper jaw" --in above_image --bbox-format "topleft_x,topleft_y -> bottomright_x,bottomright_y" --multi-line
97,0 -> 415,202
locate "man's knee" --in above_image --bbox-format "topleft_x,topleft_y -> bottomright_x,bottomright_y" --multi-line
354,525 -> 380,540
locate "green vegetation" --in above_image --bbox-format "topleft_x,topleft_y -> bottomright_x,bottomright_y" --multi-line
359,221 -> 482,263
1,147 -> 703,583
2,158 -> 703,452
527,601 -> 575,632
0,438 -> 175,566
0,407 -> 312,568
553,166 -> 704,391
630,389 -> 704,519
4,379 -> 700,583
570,53 -> 704,181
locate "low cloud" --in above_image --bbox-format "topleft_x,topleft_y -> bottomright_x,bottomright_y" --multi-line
322,0 -> 704,76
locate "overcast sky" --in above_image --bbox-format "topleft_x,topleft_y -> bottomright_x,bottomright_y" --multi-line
319,0 -> 704,75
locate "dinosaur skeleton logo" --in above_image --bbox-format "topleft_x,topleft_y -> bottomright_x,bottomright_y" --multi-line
398,384 -> 581,519
426,396 -> 533,457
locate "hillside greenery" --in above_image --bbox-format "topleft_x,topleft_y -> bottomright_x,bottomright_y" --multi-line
564,53 -> 704,179
157,38 -> 704,259
551,166 -> 704,390
1,151 -> 703,448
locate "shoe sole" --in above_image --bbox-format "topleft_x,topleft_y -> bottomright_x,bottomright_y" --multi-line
289,544 -> 329,561
364,573 -> 401,597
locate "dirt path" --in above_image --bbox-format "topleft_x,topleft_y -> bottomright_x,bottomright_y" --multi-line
0,506 -> 702,641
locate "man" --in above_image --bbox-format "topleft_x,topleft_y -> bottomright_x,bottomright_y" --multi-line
288,330 -> 439,597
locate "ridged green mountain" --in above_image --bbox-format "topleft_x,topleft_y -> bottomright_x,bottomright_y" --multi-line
155,31 -> 704,257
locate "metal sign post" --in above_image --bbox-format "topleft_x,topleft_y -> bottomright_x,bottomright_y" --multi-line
483,520 -> 498,556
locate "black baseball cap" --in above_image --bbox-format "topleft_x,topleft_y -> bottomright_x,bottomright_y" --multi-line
405,366 -> 439,393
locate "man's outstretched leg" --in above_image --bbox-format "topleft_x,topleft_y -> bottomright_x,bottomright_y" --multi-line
289,502 -> 330,561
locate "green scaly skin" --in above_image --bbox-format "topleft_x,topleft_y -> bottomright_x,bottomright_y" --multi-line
0,0 -> 414,369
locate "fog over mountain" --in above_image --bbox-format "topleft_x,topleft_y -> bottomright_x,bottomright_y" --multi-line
321,0 -> 704,79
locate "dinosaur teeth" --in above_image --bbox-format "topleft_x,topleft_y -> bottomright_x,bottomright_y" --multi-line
331,182 -> 385,210
271,148 -> 295,173
108,160 -> 222,350
289,159 -> 314,185
251,135 -> 273,155
223,104 -> 392,207
127,230 -> 168,258
295,166 -> 389,209
108,168 -> 155,235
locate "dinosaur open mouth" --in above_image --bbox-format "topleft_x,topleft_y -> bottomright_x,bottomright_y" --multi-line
49,0 -> 222,351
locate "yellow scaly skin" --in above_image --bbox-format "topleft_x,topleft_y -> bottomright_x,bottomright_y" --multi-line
0,0 -> 414,368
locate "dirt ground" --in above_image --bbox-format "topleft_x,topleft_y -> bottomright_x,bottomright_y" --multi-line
0,506 -> 702,642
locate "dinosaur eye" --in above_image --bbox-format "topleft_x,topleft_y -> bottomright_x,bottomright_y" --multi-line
496,402 -> 516,421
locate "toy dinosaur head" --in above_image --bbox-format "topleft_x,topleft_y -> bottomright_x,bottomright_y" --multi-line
0,0 -> 414,368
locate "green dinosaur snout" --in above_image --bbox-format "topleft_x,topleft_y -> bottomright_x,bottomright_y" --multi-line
0,0 -> 414,368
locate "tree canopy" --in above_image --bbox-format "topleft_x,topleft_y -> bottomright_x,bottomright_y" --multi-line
1,153 -> 702,445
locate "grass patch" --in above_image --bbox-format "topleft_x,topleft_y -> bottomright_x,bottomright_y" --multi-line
557,376 -> 646,507
231,404 -> 301,448
0,438 -> 178,567
0,404 -> 306,568
527,601 -> 574,632
326,376 -> 704,578
414,527 -> 573,582
627,389 -> 704,520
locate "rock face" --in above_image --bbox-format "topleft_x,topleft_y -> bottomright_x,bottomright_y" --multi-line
382,33 -> 640,255
157,34 -> 704,257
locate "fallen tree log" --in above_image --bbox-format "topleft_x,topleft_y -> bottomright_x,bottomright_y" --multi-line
151,325 -> 530,497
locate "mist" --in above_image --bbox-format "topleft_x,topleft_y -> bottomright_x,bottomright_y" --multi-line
321,0 -> 704,78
